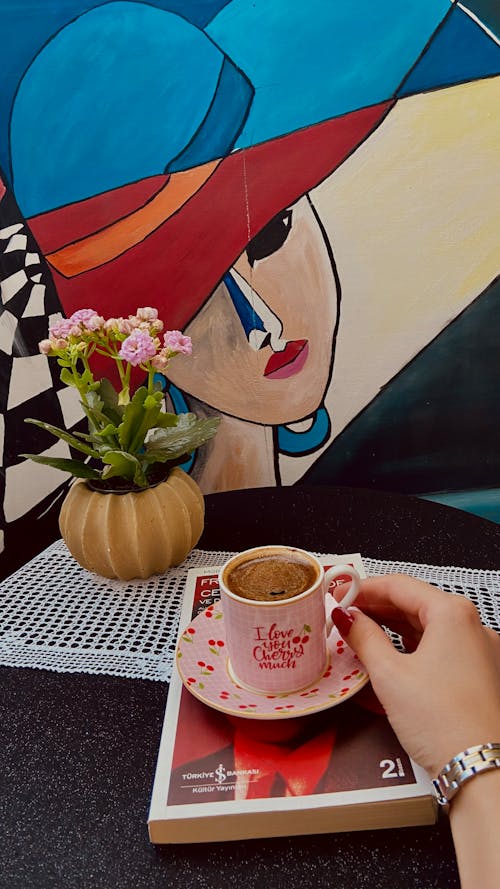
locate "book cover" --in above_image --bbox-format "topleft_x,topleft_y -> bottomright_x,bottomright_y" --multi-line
148,555 -> 437,843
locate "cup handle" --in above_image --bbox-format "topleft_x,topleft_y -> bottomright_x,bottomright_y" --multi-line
324,564 -> 360,636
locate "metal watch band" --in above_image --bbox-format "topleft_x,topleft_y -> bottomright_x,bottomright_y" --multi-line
433,742 -> 500,812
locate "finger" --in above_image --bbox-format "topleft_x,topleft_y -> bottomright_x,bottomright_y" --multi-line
332,606 -> 400,676
485,626 -> 500,646
353,574 -> 448,629
332,574 -> 427,638
485,628 -> 500,673
364,612 -> 424,645
401,633 -> 419,653
331,579 -> 413,627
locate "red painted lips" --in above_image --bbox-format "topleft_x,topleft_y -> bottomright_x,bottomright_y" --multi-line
264,339 -> 309,379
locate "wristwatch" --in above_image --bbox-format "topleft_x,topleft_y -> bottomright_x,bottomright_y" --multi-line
433,742 -> 500,812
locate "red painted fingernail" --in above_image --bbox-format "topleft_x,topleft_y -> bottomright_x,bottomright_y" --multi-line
332,607 -> 354,637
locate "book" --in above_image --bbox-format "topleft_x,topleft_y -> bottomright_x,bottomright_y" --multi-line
148,554 -> 437,843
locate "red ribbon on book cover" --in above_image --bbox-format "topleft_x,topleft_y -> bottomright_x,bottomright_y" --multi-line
232,726 -> 337,799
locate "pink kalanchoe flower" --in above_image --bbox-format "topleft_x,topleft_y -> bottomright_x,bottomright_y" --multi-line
70,308 -> 97,321
140,318 -> 163,336
70,309 -> 103,330
117,317 -> 135,335
51,337 -> 70,350
38,339 -> 52,355
136,307 -> 158,322
125,314 -> 141,329
150,350 -> 170,372
86,314 -> 104,331
104,316 -> 133,335
163,330 -> 192,355
118,329 -> 157,366
49,317 -> 79,339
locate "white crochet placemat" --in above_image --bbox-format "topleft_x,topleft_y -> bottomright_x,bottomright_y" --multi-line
1,540 -> 499,682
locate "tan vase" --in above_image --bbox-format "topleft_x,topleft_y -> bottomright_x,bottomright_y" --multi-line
58,467 -> 204,580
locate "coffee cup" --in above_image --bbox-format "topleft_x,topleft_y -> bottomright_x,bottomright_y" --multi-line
218,545 -> 360,694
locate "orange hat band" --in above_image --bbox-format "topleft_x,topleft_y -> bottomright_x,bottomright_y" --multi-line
46,158 -> 221,278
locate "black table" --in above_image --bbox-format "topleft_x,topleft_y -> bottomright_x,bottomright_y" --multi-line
2,485 -> 500,889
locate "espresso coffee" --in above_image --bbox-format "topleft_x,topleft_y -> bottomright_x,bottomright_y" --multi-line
225,553 -> 318,601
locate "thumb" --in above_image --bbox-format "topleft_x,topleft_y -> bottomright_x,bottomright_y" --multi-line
331,606 -> 399,676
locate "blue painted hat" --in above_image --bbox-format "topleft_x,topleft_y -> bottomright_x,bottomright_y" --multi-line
9,1 -> 500,329
10,0 -> 500,218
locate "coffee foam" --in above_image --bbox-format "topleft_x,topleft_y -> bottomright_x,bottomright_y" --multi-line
225,553 -> 318,601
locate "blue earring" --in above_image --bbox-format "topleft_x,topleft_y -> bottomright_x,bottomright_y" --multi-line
277,407 -> 331,456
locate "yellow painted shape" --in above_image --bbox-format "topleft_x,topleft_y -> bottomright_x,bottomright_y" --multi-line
309,76 -> 500,449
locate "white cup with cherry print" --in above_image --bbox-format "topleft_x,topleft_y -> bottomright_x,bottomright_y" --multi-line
218,545 -> 360,694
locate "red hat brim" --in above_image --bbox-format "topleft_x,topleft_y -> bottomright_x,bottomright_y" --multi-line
30,100 -> 393,330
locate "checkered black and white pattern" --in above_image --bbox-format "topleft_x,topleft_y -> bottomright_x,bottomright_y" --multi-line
0,179 -> 84,575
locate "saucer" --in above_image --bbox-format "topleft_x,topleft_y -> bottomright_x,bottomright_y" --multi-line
176,602 -> 369,720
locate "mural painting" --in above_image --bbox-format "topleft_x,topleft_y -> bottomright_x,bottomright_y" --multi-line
0,1 -> 499,576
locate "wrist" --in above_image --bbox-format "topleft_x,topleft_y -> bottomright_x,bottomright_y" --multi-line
449,769 -> 500,889
450,766 -> 500,818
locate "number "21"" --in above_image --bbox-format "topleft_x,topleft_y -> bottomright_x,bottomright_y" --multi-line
379,758 -> 405,778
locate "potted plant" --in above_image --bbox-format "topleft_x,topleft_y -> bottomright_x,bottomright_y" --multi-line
23,307 -> 219,580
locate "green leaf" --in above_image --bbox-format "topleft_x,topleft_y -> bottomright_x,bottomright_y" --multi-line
139,451 -> 189,467
80,367 -> 94,387
24,418 -> 101,458
59,367 -> 77,387
154,411 -> 179,428
118,386 -> 130,406
133,463 -> 149,488
81,390 -> 121,444
145,415 -> 220,461
117,388 -> 146,451
20,454 -> 101,479
81,391 -> 105,434
86,389 -> 105,415
100,451 -> 148,487
101,450 -> 139,481
143,393 -> 161,411
94,423 -> 119,438
97,377 -> 124,425
118,386 -> 162,454
144,449 -> 185,464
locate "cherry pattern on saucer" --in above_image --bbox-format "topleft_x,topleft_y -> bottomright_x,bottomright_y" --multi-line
176,602 -> 368,719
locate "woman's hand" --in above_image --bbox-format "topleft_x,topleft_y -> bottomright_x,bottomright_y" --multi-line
332,574 -> 500,778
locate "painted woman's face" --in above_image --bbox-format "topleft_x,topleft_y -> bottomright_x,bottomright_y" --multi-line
166,194 -> 340,425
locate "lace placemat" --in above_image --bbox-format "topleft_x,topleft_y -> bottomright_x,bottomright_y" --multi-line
1,540 -> 499,682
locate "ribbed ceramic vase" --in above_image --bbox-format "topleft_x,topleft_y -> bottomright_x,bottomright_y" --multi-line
59,467 -> 204,580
